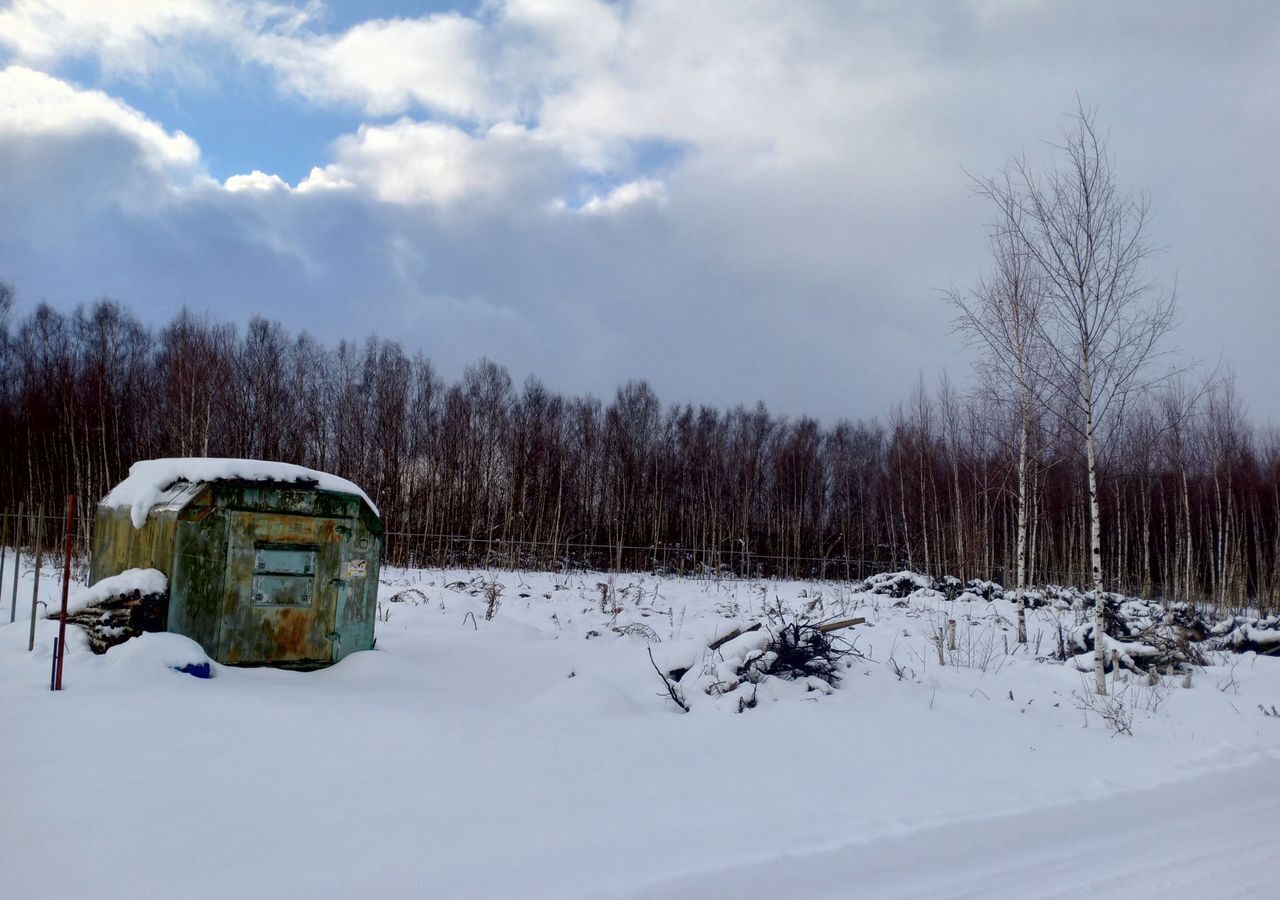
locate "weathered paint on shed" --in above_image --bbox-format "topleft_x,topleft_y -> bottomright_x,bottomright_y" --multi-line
91,474 -> 382,669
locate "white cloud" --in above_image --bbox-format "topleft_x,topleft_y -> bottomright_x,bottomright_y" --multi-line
500,0 -> 621,74
223,170 -> 289,192
0,1 -> 929,182
294,165 -> 354,194
1,3 -> 1278,422
257,13 -> 502,119
0,0 -> 319,78
525,2 -> 936,172
0,1 -> 931,174
0,0 -> 231,77
0,2 -> 504,122
300,119 -> 561,207
575,178 -> 666,214
0,65 -> 200,171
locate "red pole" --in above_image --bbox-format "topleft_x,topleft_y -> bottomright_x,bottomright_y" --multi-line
54,494 -> 75,691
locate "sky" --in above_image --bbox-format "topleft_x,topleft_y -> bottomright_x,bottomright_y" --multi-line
0,0 -> 1277,423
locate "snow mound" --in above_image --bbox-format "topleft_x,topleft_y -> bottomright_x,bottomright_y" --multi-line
1212,614 -> 1280,654
68,568 -> 167,614
862,570 -> 934,597
648,638 -> 706,678
527,675 -> 643,718
102,457 -> 378,527
106,631 -> 211,674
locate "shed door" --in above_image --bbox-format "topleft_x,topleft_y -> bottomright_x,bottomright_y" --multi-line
220,512 -> 340,665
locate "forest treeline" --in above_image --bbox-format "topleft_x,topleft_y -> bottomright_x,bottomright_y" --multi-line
1,285 -> 1276,608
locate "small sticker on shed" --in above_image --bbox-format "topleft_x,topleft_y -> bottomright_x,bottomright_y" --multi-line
344,559 -> 368,578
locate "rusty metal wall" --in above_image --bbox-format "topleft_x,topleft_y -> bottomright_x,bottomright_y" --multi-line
89,505 -> 181,585
169,499 -> 229,659
90,480 -> 383,669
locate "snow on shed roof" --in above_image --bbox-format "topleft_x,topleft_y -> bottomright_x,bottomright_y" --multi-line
102,458 -> 379,528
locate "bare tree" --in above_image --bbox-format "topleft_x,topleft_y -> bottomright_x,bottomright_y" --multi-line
11,273 -> 1280,608
982,105 -> 1177,693
0,281 -> 13,335
949,182 -> 1046,643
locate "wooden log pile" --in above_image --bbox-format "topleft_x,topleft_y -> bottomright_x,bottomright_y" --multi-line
51,587 -> 169,654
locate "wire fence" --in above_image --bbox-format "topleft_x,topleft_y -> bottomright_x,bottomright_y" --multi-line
0,505 -> 1258,616
380,528 -> 911,582
0,505 -> 1034,584
0,506 -> 93,594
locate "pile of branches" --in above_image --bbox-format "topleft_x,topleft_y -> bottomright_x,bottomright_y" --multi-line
53,587 -> 169,654
939,576 -> 1005,602
1067,596 -> 1211,673
864,572 -> 1058,607
933,577 -> 1068,609
1061,593 -> 1280,673
742,620 -> 854,687
653,614 -> 866,714
861,571 -> 934,598
1209,615 -> 1280,656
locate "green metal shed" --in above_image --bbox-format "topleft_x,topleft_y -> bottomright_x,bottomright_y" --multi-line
90,458 -> 383,669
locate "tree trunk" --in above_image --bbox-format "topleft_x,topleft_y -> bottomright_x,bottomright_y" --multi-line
1084,367 -> 1108,696
1015,409 -> 1029,643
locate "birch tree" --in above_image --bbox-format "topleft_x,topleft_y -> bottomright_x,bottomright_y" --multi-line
949,183 -> 1045,644
985,106 -> 1177,694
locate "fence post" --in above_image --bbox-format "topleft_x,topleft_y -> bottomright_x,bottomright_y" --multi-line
8,500 -> 23,623
27,503 -> 44,651
54,495 -> 76,691
0,509 -> 8,609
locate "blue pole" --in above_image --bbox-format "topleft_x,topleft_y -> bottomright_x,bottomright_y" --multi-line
50,637 -> 58,691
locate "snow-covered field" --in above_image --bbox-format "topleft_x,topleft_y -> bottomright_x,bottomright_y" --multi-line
2,555 -> 1278,899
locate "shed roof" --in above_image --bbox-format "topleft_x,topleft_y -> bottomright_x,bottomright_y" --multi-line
102,458 -> 379,528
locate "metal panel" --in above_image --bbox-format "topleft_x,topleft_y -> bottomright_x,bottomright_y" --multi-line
331,530 -> 381,663
251,573 -> 315,607
89,504 -> 181,585
169,507 -> 228,658
219,511 -> 339,666
254,544 -> 317,576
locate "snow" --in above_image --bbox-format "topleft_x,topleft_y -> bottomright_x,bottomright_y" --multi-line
527,674 -> 644,718
1241,624 -> 1280,647
63,567 -> 167,614
2,556 -> 1278,899
101,457 -> 378,527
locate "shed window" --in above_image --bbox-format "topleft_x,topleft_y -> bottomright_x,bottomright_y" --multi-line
252,544 -> 318,606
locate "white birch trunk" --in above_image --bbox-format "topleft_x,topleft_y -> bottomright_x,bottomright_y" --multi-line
1015,340 -> 1031,644
1015,412 -> 1029,643
1084,365 -> 1108,695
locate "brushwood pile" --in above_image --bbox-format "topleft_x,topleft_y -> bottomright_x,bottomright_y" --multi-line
51,565 -> 1280,715
629,569 -> 1275,714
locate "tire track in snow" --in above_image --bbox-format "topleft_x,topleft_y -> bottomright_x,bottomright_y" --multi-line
619,752 -> 1280,900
